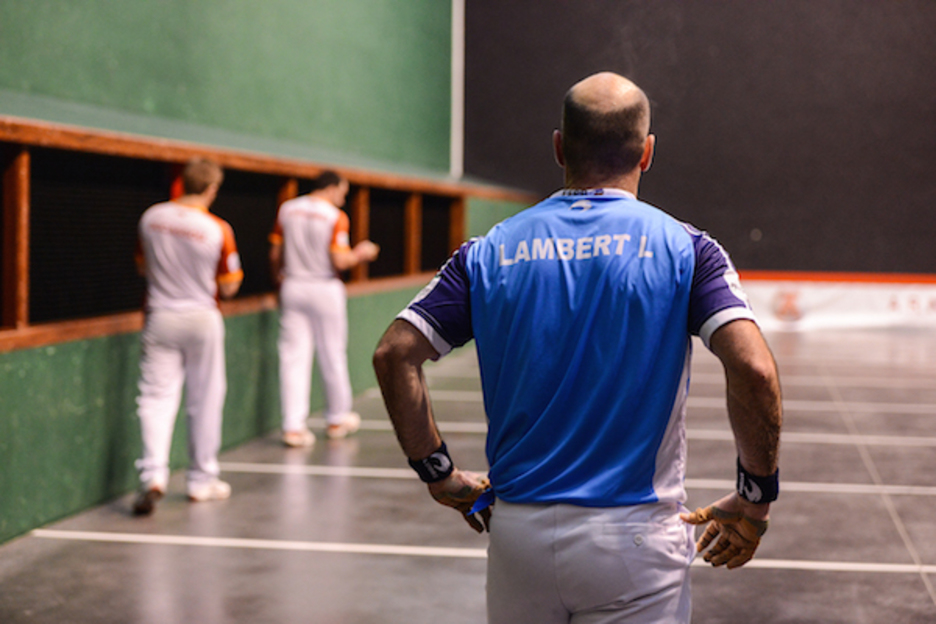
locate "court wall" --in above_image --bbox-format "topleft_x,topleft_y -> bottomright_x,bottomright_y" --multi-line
0,285 -> 430,544
0,0 -> 452,173
0,2 -> 531,544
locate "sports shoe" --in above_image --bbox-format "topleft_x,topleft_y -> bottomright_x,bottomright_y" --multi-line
326,412 -> 361,440
132,484 -> 165,516
282,428 -> 316,448
187,479 -> 232,502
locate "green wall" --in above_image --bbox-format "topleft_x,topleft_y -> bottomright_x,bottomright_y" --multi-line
0,1 -> 452,172
0,199 -> 530,544
0,285 -> 421,544
467,196 -> 530,238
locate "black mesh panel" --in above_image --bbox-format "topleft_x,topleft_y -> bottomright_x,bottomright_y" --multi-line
210,170 -> 281,297
29,149 -> 167,323
421,195 -> 452,272
367,189 -> 406,278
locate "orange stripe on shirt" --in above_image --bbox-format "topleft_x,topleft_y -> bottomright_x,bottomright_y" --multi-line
330,210 -> 351,252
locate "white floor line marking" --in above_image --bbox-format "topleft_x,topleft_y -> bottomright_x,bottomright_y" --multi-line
690,558 -> 936,574
308,417 -> 485,434
688,397 -> 936,415
221,463 -> 418,479
822,368 -> 936,607
683,479 -> 936,497
688,372 -> 936,390
216,463 -> 936,497
688,429 -> 936,447
363,387 -> 936,415
31,530 -> 487,559
311,417 -> 936,447
30,529 -> 936,574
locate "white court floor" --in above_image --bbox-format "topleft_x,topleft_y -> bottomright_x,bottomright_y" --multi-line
1,327 -> 935,623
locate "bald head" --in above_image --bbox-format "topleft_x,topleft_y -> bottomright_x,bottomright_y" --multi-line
560,72 -> 651,184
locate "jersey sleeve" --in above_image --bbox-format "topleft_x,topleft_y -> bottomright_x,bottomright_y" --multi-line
330,211 -> 351,252
685,226 -> 757,347
216,219 -> 244,284
396,240 -> 475,358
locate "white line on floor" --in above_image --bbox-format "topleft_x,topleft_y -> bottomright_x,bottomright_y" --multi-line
363,388 -> 936,415
309,417 -> 483,434
689,397 -> 936,415
688,372 -> 935,390
426,369 -> 936,390
30,529 -> 936,574
217,463 -> 936,497
30,530 -> 486,559
690,557 -> 936,574
688,429 -> 936,448
221,462 -> 417,479
309,418 -> 936,447
683,478 -> 936,497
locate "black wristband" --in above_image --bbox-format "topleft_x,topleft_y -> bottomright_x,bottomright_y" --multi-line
736,458 -> 779,503
408,442 -> 455,483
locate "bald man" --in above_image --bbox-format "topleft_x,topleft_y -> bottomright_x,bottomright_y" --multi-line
374,73 -> 782,623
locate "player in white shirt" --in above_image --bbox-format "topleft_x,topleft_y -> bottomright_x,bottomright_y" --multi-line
269,171 -> 379,447
133,158 -> 243,515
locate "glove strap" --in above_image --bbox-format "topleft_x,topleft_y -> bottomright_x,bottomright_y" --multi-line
736,458 -> 779,503
408,442 -> 455,483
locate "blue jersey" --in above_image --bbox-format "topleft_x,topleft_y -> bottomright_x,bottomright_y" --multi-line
399,188 -> 756,507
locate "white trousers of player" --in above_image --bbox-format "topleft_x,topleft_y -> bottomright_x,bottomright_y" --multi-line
136,308 -> 226,489
278,277 -> 353,430
487,500 -> 694,624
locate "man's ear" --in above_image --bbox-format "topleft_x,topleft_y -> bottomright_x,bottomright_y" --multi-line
552,130 -> 565,168
639,135 -> 655,172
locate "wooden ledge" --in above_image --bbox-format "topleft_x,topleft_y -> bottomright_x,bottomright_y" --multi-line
0,275 -> 436,353
0,115 -> 535,203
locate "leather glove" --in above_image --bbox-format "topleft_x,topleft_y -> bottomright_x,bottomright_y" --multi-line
681,501 -> 769,569
428,468 -> 493,533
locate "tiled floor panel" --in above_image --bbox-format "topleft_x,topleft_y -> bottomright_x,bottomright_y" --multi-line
1,328 -> 934,623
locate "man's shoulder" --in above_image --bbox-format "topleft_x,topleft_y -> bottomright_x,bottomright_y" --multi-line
205,211 -> 235,233
140,200 -> 174,217
281,195 -> 339,218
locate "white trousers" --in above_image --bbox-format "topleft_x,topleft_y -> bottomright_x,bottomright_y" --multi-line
278,278 -> 352,430
136,308 -> 226,488
487,500 -> 694,624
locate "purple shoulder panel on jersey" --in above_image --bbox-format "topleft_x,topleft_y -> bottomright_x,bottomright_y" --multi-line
684,224 -> 757,345
399,240 -> 476,356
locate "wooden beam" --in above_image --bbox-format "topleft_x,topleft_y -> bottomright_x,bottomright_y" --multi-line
403,193 -> 423,274
449,196 -> 466,254
0,311 -> 143,353
0,115 -> 537,203
349,187 -> 370,283
0,115 -> 538,351
2,147 -> 29,329
0,275 -> 436,353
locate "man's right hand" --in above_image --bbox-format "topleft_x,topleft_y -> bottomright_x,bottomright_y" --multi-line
680,492 -> 769,569
354,240 -> 380,262
427,468 -> 493,534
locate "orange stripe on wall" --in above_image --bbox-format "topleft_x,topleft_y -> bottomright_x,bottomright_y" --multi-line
739,270 -> 936,284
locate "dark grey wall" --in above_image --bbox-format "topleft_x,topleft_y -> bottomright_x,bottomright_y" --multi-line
465,1 -> 936,273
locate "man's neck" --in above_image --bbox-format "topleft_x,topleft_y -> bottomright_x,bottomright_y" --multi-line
308,189 -> 336,207
175,194 -> 209,210
564,170 -> 640,196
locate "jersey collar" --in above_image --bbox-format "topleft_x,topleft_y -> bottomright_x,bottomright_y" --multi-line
175,199 -> 209,212
550,188 -> 636,200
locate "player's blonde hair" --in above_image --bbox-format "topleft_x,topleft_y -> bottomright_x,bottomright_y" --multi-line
181,157 -> 224,195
